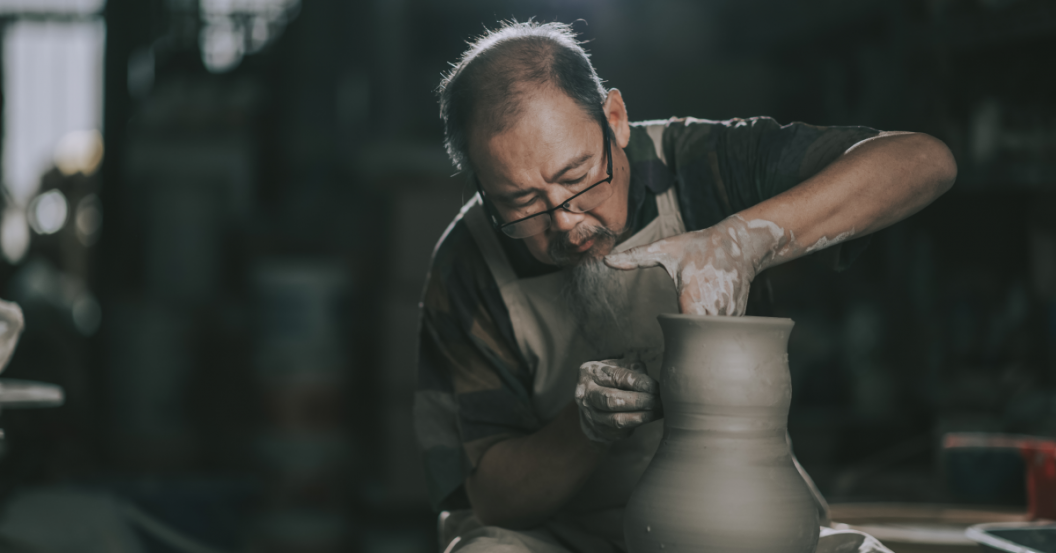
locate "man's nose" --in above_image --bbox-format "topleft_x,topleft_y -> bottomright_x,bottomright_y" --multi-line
550,208 -> 583,232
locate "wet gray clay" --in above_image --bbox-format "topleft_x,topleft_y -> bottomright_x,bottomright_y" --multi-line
624,314 -> 819,553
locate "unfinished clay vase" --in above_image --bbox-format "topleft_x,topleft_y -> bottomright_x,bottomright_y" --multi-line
624,315 -> 819,553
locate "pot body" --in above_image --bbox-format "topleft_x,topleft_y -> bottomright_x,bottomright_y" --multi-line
624,315 -> 819,553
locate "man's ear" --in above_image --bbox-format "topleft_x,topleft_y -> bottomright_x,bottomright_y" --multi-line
603,89 -> 631,149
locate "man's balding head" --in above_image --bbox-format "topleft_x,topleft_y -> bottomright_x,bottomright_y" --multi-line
438,21 -> 608,173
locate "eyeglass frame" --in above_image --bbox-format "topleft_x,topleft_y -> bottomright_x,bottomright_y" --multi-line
475,121 -> 614,239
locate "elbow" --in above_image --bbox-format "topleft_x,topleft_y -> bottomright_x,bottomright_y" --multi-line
472,503 -> 545,531
914,133 -> 958,196
465,478 -> 547,530
933,137 -> 958,194
468,492 -> 505,528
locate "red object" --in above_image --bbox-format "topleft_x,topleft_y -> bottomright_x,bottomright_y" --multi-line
943,433 -> 1056,521
1020,440 -> 1056,521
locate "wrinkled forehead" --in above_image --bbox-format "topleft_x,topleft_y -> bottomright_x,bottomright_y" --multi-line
467,89 -> 603,188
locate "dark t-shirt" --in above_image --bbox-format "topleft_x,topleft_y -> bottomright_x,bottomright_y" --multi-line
415,116 -> 879,511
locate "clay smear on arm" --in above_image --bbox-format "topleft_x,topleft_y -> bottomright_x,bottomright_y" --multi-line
803,229 -> 854,254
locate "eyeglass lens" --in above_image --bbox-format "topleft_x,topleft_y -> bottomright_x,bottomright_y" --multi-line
501,182 -> 613,238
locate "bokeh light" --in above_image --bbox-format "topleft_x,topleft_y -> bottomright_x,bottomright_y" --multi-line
1,208 -> 29,264
28,190 -> 69,236
54,129 -> 104,177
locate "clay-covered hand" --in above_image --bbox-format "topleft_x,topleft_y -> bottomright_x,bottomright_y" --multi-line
574,358 -> 661,444
604,215 -> 793,316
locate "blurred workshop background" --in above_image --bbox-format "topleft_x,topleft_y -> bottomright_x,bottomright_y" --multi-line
0,0 -> 1052,551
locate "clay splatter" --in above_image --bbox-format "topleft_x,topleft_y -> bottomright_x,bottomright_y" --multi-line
804,229 -> 854,254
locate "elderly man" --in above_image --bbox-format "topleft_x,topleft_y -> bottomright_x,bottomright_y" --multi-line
415,20 -> 956,553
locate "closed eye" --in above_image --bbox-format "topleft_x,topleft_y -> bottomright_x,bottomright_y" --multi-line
562,174 -> 588,186
506,196 -> 540,210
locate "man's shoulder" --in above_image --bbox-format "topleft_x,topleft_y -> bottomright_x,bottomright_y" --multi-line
628,116 -> 782,168
661,116 -> 783,144
632,115 -> 780,134
428,200 -> 487,287
424,198 -> 513,324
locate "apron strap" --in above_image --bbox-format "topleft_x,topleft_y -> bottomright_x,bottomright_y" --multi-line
655,187 -> 687,237
644,123 -> 668,166
463,195 -> 519,288
641,120 -> 687,238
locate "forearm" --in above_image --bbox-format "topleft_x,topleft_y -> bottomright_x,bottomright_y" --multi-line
604,132 -> 957,316
465,402 -> 606,529
741,132 -> 957,270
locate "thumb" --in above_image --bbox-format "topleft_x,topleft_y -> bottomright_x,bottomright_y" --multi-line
604,244 -> 670,271
605,245 -> 680,288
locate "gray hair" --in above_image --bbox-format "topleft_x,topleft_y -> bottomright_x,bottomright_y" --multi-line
437,20 -> 609,173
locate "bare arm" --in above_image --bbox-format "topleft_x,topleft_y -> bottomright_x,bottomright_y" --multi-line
606,132 -> 957,315
744,131 -> 956,265
465,402 -> 606,529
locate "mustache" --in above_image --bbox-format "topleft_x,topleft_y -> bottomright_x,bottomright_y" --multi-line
548,224 -> 619,266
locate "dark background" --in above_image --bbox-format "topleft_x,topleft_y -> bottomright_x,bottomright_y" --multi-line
0,0 -> 1054,551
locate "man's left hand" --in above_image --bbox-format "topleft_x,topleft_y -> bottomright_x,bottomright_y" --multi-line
574,358 -> 662,443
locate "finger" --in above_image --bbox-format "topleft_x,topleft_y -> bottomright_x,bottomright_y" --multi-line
579,409 -> 624,443
584,357 -> 644,373
598,410 -> 659,430
677,267 -> 727,316
676,273 -> 752,317
587,364 -> 659,394
604,243 -> 675,271
604,250 -> 654,270
587,363 -> 647,392
574,379 -> 588,401
608,356 -> 646,373
578,361 -> 608,399
585,387 -> 658,412
679,287 -> 717,316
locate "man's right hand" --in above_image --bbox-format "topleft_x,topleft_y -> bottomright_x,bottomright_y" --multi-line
574,358 -> 662,443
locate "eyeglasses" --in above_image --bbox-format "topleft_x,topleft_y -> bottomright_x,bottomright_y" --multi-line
477,124 -> 614,239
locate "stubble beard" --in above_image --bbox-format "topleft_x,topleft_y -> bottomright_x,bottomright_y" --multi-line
550,223 -> 631,347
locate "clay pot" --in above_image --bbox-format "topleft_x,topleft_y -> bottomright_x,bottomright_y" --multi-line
624,314 -> 819,553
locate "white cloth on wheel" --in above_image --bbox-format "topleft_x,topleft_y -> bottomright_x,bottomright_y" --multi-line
440,510 -> 894,553
817,526 -> 895,553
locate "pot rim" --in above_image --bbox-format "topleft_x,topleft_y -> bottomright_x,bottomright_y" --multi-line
657,313 -> 794,326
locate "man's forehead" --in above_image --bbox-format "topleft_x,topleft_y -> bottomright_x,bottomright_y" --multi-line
475,126 -> 598,192
471,102 -> 601,187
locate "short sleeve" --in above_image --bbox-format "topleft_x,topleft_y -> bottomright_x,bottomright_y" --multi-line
717,117 -> 879,270
414,217 -> 540,512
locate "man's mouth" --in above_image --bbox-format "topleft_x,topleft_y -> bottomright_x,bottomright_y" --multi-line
549,225 -> 620,267
571,237 -> 596,253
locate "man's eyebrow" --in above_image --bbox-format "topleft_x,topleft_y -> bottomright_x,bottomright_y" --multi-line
551,153 -> 594,181
493,188 -> 536,203
490,152 -> 596,203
